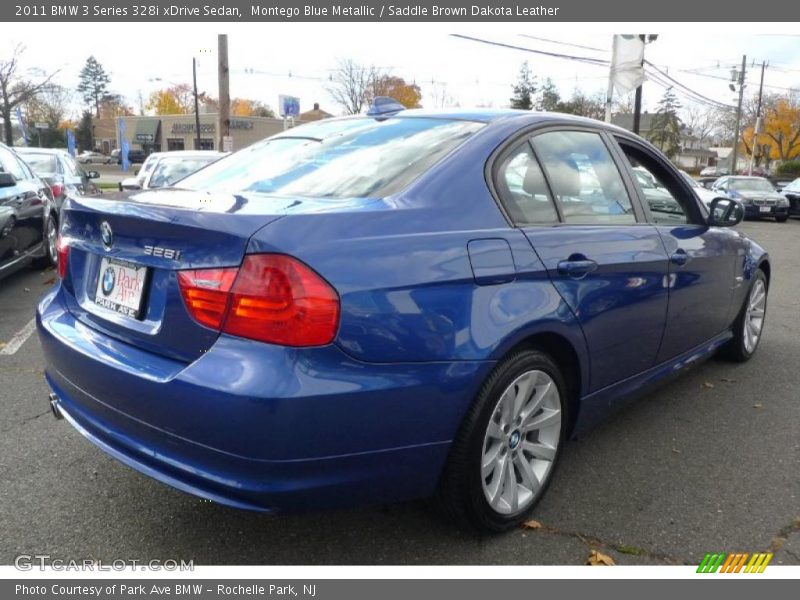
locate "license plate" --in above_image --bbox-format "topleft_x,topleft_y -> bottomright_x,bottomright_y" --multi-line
759,206 -> 772,213
94,257 -> 148,319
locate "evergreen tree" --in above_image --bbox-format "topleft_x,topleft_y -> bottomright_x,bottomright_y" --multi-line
510,62 -> 537,110
538,78 -> 561,112
77,56 -> 111,118
75,110 -> 93,152
649,87 -> 683,158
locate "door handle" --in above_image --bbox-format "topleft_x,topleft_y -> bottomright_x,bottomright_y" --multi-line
557,257 -> 598,278
670,249 -> 689,266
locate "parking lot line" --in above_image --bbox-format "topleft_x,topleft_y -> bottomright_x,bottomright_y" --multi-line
0,318 -> 36,356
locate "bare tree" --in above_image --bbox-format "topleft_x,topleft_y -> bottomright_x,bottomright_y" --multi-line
681,103 -> 718,145
23,83 -> 72,129
429,82 -> 459,108
0,44 -> 58,145
327,59 -> 383,115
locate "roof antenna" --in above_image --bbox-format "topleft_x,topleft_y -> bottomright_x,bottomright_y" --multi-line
367,96 -> 405,117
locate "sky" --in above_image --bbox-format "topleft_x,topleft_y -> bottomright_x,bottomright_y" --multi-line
4,22 -> 800,119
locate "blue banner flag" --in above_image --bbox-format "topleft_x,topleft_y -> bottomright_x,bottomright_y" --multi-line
14,106 -> 28,146
66,129 -> 76,157
118,118 -> 130,171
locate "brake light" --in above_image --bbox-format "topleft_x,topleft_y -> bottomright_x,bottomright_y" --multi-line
57,235 -> 69,278
50,182 -> 64,198
177,254 -> 340,347
177,268 -> 238,329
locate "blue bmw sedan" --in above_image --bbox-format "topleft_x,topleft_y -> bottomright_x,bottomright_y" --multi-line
37,102 -> 770,531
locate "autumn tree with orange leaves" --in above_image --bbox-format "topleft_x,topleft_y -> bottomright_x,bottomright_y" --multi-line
367,75 -> 422,109
146,84 -> 195,115
231,98 -> 275,117
741,93 -> 800,166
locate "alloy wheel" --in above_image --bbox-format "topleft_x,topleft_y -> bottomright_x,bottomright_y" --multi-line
481,369 -> 561,515
744,278 -> 766,354
46,217 -> 58,265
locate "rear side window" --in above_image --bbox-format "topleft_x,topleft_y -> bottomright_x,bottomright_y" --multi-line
495,142 -> 559,224
532,131 -> 635,224
180,117 -> 484,199
21,153 -> 58,174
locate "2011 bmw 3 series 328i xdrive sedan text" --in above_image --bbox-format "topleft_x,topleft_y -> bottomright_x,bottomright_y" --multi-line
38,101 -> 770,531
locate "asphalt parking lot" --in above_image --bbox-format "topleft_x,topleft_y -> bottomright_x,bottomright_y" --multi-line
0,219 -> 797,567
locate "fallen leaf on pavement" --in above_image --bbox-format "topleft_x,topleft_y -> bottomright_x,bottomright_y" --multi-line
522,519 -> 543,530
586,550 -> 615,566
702,382 -> 714,389
42,277 -> 56,285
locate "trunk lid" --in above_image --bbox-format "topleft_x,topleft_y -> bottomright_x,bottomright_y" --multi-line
59,188 -> 359,362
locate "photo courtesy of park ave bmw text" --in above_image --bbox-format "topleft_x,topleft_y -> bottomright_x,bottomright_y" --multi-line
0,0 -> 798,596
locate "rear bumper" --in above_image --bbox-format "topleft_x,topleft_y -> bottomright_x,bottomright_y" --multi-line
37,285 -> 490,511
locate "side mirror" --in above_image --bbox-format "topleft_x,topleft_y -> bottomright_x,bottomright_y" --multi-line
87,171 -> 100,179
708,197 -> 744,227
0,172 -> 17,188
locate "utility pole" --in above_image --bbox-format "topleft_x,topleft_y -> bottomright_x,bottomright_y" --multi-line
748,60 -> 767,176
217,34 -> 230,152
632,35 -> 658,134
192,57 -> 201,150
730,55 -> 747,175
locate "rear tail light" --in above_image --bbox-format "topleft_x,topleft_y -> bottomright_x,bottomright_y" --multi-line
56,235 -> 69,279
50,182 -> 64,198
177,268 -> 238,330
177,254 -> 340,347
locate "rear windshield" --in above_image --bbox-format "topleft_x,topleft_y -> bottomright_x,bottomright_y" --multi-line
21,153 -> 58,174
149,156 -> 220,189
179,117 -> 484,199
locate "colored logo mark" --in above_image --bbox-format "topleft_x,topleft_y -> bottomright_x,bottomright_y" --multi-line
697,552 -> 773,573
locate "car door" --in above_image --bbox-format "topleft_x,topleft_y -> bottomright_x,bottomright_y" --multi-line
500,127 -> 671,392
612,135 -> 743,361
0,145 -> 45,265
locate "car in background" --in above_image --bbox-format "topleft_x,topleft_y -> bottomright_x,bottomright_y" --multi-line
118,151 -> 225,191
77,150 -> 113,165
711,176 -> 789,222
117,149 -> 148,165
679,170 -> 718,207
700,165 -> 729,177
16,148 -> 102,216
39,107 -> 770,531
781,177 -> 800,217
0,142 -> 56,280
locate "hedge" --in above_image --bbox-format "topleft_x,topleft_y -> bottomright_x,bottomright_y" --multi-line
776,160 -> 800,176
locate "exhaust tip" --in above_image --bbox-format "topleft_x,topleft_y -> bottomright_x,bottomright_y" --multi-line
49,393 -> 63,420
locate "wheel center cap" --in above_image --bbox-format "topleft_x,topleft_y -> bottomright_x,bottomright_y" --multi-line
509,430 -> 521,449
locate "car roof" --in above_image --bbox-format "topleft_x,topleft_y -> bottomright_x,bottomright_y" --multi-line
153,150 -> 225,158
15,147 -> 69,156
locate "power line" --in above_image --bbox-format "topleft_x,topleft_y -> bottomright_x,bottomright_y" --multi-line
450,34 -> 610,66
517,34 -> 606,53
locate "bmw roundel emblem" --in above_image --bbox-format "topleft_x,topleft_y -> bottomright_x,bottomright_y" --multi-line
101,266 -> 116,296
100,221 -> 113,249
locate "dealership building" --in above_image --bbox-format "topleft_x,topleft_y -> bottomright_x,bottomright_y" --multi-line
92,104 -> 333,155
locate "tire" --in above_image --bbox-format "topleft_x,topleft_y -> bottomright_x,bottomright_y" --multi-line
721,269 -> 768,362
33,213 -> 58,269
436,349 -> 569,532
775,215 -> 788,223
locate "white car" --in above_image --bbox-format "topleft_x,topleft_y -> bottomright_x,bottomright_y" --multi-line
118,151 -> 225,191
680,170 -> 718,207
77,151 -> 113,164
